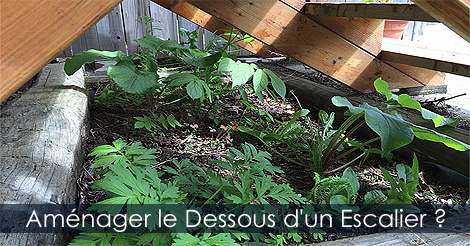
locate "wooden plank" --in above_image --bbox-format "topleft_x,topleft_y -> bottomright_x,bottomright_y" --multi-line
151,0 -> 283,58
94,4 -> 127,52
381,38 -> 470,77
303,2 -> 437,22
72,4 -> 126,54
305,16 -> 384,56
0,0 -> 122,103
121,0 -> 150,54
149,3 -> 179,41
183,0 -> 423,92
413,0 -> 470,42
71,23 -> 101,53
387,62 -> 445,85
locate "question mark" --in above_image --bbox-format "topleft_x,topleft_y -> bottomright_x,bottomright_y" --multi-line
435,209 -> 445,227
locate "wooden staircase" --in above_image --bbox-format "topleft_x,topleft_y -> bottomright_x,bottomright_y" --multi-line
1,0 -> 469,102
152,0 -> 469,92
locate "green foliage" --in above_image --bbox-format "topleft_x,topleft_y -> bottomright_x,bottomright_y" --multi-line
173,233 -> 237,246
265,233 -> 302,246
380,154 -> 420,204
75,141 -> 306,245
88,139 -> 157,172
64,50 -> 126,75
134,113 -> 181,135
108,60 -> 160,94
310,167 -> 359,205
332,78 -> 468,156
218,58 -> 286,99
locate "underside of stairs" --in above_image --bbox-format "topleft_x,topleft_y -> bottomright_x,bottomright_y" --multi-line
151,0 -> 468,92
1,0 -> 469,102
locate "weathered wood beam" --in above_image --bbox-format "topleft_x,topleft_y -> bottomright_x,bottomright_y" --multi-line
381,38 -> 470,77
0,0 -> 122,103
413,0 -> 470,42
183,0 -> 423,92
304,2 -> 437,22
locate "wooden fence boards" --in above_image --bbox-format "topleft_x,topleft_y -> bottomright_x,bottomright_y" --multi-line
0,0 -> 122,103
121,0 -> 151,54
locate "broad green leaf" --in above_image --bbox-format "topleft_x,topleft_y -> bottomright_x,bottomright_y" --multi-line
243,34 -> 255,43
361,103 -> 415,156
135,35 -> 184,52
333,96 -> 468,153
374,78 -> 392,100
253,69 -> 268,93
186,80 -> 204,99
342,167 -> 359,193
264,69 -> 286,98
232,63 -> 255,87
167,73 -> 198,87
107,60 -> 158,94
64,49 -> 126,75
333,96 -> 414,156
182,50 -> 222,68
411,125 -> 469,151
397,94 -> 459,127
218,58 -> 236,73
364,190 -> 386,204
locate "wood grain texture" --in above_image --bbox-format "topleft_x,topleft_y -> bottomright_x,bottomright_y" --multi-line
305,16 -> 385,56
304,2 -> 437,22
387,62 -> 445,85
151,0 -> 284,58
184,0 -> 423,92
121,0 -> 150,54
149,3 -> 179,41
71,4 -> 126,53
381,38 -> 470,77
0,63 -> 88,244
413,0 -> 470,42
0,0 -> 122,103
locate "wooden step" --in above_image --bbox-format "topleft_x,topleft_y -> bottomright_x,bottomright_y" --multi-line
155,0 -> 445,92
0,0 -> 122,103
381,38 -> 470,77
303,2 -> 437,22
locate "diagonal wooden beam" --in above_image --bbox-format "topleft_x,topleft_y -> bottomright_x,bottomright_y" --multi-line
183,0 -> 423,92
152,0 -> 284,58
413,0 -> 470,42
304,2 -> 437,22
0,0 -> 122,103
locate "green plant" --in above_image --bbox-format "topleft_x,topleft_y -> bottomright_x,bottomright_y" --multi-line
134,113 -> 181,135
265,232 -> 302,246
88,139 -> 157,175
238,78 -> 468,174
309,167 -> 359,206
218,58 -> 286,101
73,141 -> 306,245
364,154 -> 420,205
